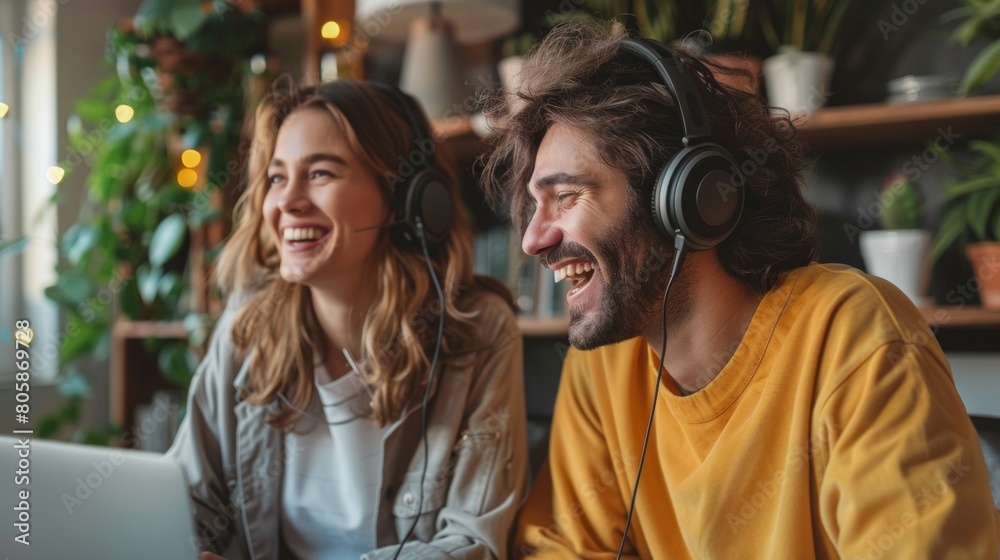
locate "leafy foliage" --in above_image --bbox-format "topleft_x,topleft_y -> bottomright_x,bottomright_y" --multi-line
943,0 -> 1000,95
0,236 -> 28,261
545,0 -> 756,47
881,174 -> 925,230
43,1 -> 261,441
931,139 -> 1000,261
757,0 -> 854,54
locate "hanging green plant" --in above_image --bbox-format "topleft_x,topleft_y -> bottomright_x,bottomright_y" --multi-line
42,2 -> 262,442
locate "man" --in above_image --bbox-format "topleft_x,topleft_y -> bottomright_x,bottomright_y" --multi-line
481,21 -> 1000,559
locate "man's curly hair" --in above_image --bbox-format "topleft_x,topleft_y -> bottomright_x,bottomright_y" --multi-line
479,20 -> 819,294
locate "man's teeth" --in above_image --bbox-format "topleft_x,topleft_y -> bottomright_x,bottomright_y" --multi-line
553,261 -> 595,283
283,227 -> 326,241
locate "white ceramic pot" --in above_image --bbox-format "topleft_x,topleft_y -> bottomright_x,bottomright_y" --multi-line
859,229 -> 932,306
471,55 -> 525,138
498,55 -> 523,87
762,48 -> 834,115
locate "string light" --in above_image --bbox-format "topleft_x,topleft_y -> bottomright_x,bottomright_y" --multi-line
177,168 -> 198,188
250,54 -> 267,75
321,21 -> 341,39
115,104 -> 134,123
181,149 -> 201,168
46,166 -> 65,185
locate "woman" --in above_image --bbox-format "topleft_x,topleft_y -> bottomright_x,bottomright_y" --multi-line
168,80 -> 529,560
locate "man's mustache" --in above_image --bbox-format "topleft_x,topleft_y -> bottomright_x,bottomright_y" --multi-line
540,242 -> 597,269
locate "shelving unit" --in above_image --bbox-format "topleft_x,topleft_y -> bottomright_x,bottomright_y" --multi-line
796,95 -> 1000,150
432,117 -> 488,166
920,306 -> 1000,329
433,94 -> 1000,151
110,320 -> 188,432
432,117 -> 475,140
433,97 -> 1000,338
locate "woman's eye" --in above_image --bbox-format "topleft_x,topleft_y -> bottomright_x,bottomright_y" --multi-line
310,170 -> 336,180
267,174 -> 284,185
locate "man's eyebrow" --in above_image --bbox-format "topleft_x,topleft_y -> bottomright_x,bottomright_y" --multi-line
268,153 -> 349,167
531,172 -> 598,192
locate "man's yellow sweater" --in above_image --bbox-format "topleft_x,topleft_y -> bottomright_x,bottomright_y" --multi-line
517,263 -> 1000,559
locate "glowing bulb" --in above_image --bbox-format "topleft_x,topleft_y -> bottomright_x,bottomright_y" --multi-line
0,102 -> 9,118
321,21 -> 341,39
181,149 -> 201,168
115,104 -> 134,123
46,166 -> 65,185
177,168 -> 198,188
250,54 -> 267,75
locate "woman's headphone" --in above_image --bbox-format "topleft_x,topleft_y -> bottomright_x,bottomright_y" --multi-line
618,38 -> 744,251
369,82 -> 454,249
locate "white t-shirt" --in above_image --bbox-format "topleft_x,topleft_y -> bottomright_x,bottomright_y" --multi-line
281,364 -> 388,559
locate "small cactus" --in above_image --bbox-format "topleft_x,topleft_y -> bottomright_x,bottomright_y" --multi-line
881,173 -> 924,230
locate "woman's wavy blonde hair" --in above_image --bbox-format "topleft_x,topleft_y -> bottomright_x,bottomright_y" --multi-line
216,79 -> 509,429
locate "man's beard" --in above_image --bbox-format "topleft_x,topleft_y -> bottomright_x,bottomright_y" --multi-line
545,196 -> 691,350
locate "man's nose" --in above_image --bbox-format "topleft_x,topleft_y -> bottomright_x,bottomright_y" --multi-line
522,208 -> 561,257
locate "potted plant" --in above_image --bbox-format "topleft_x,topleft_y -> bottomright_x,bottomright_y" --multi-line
859,173 -> 932,306
543,0 -> 762,92
499,31 -> 537,89
758,0 -> 854,114
931,139 -> 1000,310
943,0 -> 1000,96
695,0 -> 763,94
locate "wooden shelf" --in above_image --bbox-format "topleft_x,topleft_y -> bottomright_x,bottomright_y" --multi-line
432,117 -> 475,140
433,96 -> 1000,153
518,316 -> 569,337
432,116 -> 487,165
797,95 -> 1000,150
920,306 -> 1000,328
110,319 -> 189,438
113,319 -> 188,339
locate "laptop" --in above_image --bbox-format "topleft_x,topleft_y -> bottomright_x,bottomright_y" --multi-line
0,435 -> 198,560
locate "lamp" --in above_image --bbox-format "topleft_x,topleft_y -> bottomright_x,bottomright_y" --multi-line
355,0 -> 520,119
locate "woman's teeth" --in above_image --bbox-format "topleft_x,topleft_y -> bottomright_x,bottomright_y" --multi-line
553,261 -> 595,283
283,227 -> 326,241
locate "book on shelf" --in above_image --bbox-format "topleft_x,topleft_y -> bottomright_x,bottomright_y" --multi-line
473,226 -> 510,287
473,225 -> 570,321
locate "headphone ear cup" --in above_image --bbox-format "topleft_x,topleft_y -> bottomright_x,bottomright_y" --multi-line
651,144 -> 744,251
392,169 -> 454,247
650,164 -> 675,239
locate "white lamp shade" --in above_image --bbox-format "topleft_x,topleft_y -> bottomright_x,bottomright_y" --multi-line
356,0 -> 520,44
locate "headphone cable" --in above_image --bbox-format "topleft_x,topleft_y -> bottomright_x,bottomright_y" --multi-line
392,217 -> 446,560
616,232 -> 687,559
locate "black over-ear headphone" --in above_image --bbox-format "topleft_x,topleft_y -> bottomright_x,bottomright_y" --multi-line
370,81 -> 454,248
618,38 -> 744,252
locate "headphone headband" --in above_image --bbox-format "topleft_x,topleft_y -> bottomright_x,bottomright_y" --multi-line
617,38 -> 744,251
369,81 -> 436,166
367,81 -> 453,247
617,39 -> 712,145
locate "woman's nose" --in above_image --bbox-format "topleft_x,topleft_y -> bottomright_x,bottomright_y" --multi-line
277,177 -> 310,214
